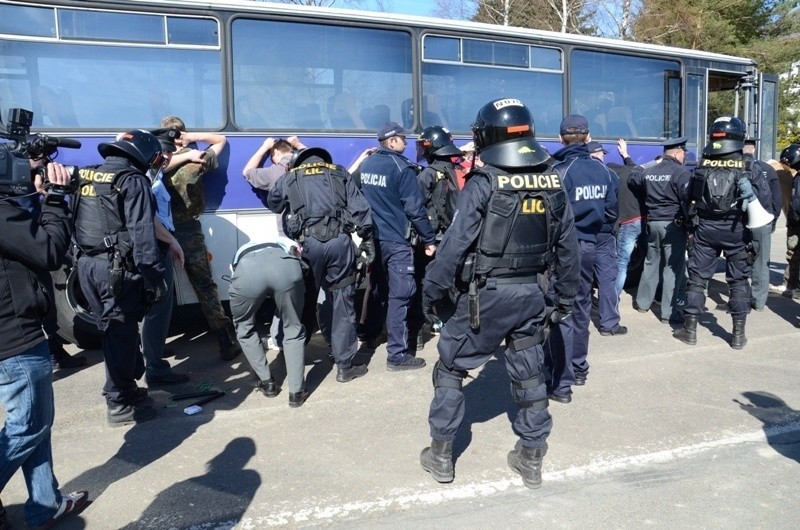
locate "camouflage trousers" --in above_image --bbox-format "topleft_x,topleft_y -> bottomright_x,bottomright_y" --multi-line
174,218 -> 231,332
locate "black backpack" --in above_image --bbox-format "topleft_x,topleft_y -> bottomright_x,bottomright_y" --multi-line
429,168 -> 459,232
697,160 -> 750,215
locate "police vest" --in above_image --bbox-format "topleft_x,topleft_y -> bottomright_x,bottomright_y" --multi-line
73,165 -> 135,256
472,166 -> 566,280
283,161 -> 355,242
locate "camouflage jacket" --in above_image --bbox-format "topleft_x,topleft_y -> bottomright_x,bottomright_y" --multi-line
163,147 -> 218,224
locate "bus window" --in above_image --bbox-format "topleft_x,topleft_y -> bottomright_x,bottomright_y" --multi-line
231,19 -> 412,132
422,36 -> 563,136
0,41 -> 222,129
0,4 -> 55,37
570,50 -> 680,140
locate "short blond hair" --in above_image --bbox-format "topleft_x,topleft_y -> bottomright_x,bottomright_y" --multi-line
160,115 -> 186,131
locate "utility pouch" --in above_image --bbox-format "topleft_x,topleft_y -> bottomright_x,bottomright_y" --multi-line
457,252 -> 476,291
746,241 -> 757,265
405,222 -> 419,246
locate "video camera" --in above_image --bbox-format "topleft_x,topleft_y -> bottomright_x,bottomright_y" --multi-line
0,108 -> 81,199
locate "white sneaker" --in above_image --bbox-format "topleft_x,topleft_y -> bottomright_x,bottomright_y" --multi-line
769,284 -> 787,293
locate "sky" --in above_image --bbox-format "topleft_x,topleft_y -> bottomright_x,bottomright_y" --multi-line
357,0 -> 434,17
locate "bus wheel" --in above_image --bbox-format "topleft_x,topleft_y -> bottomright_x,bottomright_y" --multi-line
52,265 -> 102,350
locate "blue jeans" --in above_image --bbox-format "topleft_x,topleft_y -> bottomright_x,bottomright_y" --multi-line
616,220 -> 642,296
0,340 -> 62,526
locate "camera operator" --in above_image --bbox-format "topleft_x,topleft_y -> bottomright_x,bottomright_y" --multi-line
73,130 -> 166,426
26,155 -> 89,370
0,161 -> 89,528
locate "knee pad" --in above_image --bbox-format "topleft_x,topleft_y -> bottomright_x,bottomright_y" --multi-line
510,372 -> 548,410
687,279 -> 707,294
432,360 -> 466,391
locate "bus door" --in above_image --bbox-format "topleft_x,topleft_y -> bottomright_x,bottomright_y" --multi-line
685,67 -> 757,163
758,73 -> 779,160
684,67 -> 707,164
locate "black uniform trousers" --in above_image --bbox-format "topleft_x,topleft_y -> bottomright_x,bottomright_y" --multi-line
304,234 -> 359,365
77,255 -> 148,405
685,217 -> 752,318
428,281 -> 552,448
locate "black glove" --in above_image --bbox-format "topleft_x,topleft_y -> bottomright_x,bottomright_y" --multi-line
423,295 -> 443,329
146,277 -> 168,306
549,302 -> 573,325
358,238 -> 376,266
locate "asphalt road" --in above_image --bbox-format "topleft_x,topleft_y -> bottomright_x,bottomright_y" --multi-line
2,226 -> 800,529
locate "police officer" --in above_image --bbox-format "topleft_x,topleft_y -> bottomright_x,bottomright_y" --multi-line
268,147 -> 373,383
779,144 -> 800,298
744,137 -> 781,310
74,130 -> 166,425
420,99 -> 579,488
545,115 -> 618,403
229,237 -> 309,407
628,137 -> 691,323
586,141 -> 626,335
359,122 -> 436,371
674,117 -> 771,349
411,126 -> 462,349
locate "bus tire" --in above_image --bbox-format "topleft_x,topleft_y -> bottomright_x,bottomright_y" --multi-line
52,265 -> 102,350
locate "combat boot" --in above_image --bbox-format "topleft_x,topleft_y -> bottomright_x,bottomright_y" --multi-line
216,326 -> 242,361
730,317 -> 747,350
673,314 -> 698,345
507,440 -> 547,489
420,439 -> 454,483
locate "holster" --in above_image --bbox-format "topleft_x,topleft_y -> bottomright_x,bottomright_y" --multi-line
110,249 -> 124,297
468,280 -> 480,331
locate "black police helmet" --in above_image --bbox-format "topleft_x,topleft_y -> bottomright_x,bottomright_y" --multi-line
98,130 -> 164,172
416,126 -> 462,163
780,144 -> 800,171
702,116 -> 746,157
471,98 -> 549,169
288,147 -> 333,170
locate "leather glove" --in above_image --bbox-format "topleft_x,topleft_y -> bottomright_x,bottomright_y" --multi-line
738,178 -> 755,211
358,238 -> 376,266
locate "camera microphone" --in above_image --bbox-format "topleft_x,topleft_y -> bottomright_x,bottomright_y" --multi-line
55,137 -> 81,149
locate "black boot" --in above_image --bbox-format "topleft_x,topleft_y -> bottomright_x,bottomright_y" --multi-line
507,440 -> 547,489
731,318 -> 747,350
216,326 -> 242,361
48,335 -> 87,370
673,314 -> 698,345
420,439 -> 454,483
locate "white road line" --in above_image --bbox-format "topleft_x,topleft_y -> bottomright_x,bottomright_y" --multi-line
230,421 -> 800,528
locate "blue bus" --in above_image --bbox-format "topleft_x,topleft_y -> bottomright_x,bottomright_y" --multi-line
0,0 -> 779,346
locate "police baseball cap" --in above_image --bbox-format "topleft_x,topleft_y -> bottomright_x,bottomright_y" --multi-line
377,121 -> 407,141
663,137 -> 688,151
560,114 -> 589,135
150,127 -> 181,153
585,141 -> 607,154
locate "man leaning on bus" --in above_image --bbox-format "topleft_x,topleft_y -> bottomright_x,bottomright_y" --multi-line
158,115 -> 242,362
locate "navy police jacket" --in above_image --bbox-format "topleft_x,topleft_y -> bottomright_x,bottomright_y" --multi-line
628,154 -> 690,222
552,143 -> 618,242
358,148 -> 435,246
423,164 -> 580,309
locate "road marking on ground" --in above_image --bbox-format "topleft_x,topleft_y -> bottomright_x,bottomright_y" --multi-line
230,421 -> 800,528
